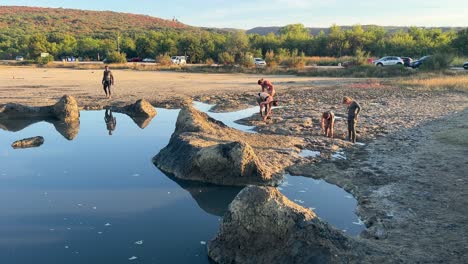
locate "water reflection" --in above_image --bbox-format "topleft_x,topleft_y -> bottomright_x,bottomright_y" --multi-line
104,109 -> 117,136
163,173 -> 243,217
0,118 -> 80,140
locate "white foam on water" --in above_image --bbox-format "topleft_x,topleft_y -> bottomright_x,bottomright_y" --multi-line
128,256 -> 138,261
299,150 -> 321,158
134,240 -> 144,245
200,241 -> 207,245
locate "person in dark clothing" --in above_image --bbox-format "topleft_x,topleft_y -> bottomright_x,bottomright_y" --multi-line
343,96 -> 361,143
104,109 -> 117,135
102,65 -> 114,99
320,111 -> 335,138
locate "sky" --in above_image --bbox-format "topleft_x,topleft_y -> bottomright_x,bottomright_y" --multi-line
2,0 -> 467,29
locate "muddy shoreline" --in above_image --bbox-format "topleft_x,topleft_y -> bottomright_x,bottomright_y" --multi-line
1,67 -> 467,262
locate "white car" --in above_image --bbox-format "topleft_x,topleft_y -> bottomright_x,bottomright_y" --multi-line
171,56 -> 186,65
254,58 -> 266,66
15,56 -> 24,61
142,58 -> 156,63
373,56 -> 404,66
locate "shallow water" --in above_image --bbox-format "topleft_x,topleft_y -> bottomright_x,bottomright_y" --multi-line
0,107 -> 363,263
193,101 -> 258,132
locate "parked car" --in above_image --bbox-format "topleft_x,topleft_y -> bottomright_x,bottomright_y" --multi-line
171,56 -> 186,65
401,57 -> 413,67
463,62 -> 468,70
254,58 -> 266,66
128,57 -> 142,62
411,56 -> 431,69
15,56 -> 24,61
142,58 -> 156,63
373,56 -> 404,66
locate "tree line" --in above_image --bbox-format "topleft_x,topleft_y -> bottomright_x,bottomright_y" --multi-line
0,24 -> 466,63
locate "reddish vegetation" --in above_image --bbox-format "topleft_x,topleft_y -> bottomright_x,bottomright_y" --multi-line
0,6 -> 188,33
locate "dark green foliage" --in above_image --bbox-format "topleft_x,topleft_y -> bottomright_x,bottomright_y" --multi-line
420,53 -> 455,71
105,51 -> 127,64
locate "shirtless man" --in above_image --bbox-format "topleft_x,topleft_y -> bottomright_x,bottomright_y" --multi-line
104,109 -> 117,135
258,78 -> 275,97
343,96 -> 361,143
320,111 -> 335,138
102,65 -> 115,99
256,92 -> 273,121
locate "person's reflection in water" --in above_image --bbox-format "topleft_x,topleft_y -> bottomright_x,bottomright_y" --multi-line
104,109 -> 117,135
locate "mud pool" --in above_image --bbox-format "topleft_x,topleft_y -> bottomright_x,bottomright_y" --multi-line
0,106 -> 363,263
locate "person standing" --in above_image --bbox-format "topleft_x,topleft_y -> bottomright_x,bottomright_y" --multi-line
343,96 -> 361,143
102,65 -> 115,99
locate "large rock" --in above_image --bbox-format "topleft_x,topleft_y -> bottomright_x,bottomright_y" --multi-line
208,186 -> 364,264
52,95 -> 80,122
0,95 -> 80,122
113,99 -> 157,128
153,104 -> 303,186
11,136 -> 44,149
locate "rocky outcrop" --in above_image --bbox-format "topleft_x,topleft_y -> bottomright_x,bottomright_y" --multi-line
0,95 -> 80,122
11,136 -> 44,149
154,103 -> 303,186
0,95 -> 80,140
113,99 -> 157,129
208,186 -> 364,264
52,95 -> 80,122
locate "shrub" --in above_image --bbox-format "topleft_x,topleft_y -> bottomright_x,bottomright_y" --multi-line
240,53 -> 255,68
36,55 -> 54,65
205,58 -> 215,65
420,53 -> 455,71
156,54 -> 171,66
218,52 -> 235,65
106,51 -> 127,64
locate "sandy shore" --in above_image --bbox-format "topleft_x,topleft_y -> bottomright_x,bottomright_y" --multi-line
1,66 -> 468,263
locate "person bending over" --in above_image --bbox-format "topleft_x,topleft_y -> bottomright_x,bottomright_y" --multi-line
256,92 -> 273,121
257,78 -> 275,97
321,111 -> 335,138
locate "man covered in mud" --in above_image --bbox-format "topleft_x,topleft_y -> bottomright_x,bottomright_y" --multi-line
320,111 -> 335,138
104,109 -> 117,135
102,65 -> 115,99
256,92 -> 273,121
258,78 -> 276,97
343,96 -> 361,143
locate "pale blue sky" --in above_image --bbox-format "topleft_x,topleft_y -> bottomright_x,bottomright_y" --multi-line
2,0 -> 467,29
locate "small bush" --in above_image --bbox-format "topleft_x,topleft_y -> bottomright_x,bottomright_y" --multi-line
218,52 -> 235,65
240,53 -> 255,68
205,58 -> 215,65
36,55 -> 54,65
156,54 -> 171,66
106,51 -> 127,64
420,53 -> 455,71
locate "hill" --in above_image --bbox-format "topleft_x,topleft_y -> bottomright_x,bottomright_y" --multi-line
246,25 -> 464,36
0,6 -> 189,36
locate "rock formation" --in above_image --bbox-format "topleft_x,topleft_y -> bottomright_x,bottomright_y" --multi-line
113,99 -> 157,128
0,95 -> 80,140
208,186 -> 365,264
154,102 -> 304,186
11,136 -> 45,149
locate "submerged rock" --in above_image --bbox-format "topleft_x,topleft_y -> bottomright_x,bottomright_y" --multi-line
208,186 -> 362,264
154,104 -> 302,186
11,136 -> 44,149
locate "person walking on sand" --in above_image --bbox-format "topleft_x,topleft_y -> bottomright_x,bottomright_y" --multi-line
321,111 -> 335,138
258,78 -> 276,97
343,96 -> 361,143
102,65 -> 114,99
256,92 -> 273,121
104,109 -> 117,135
